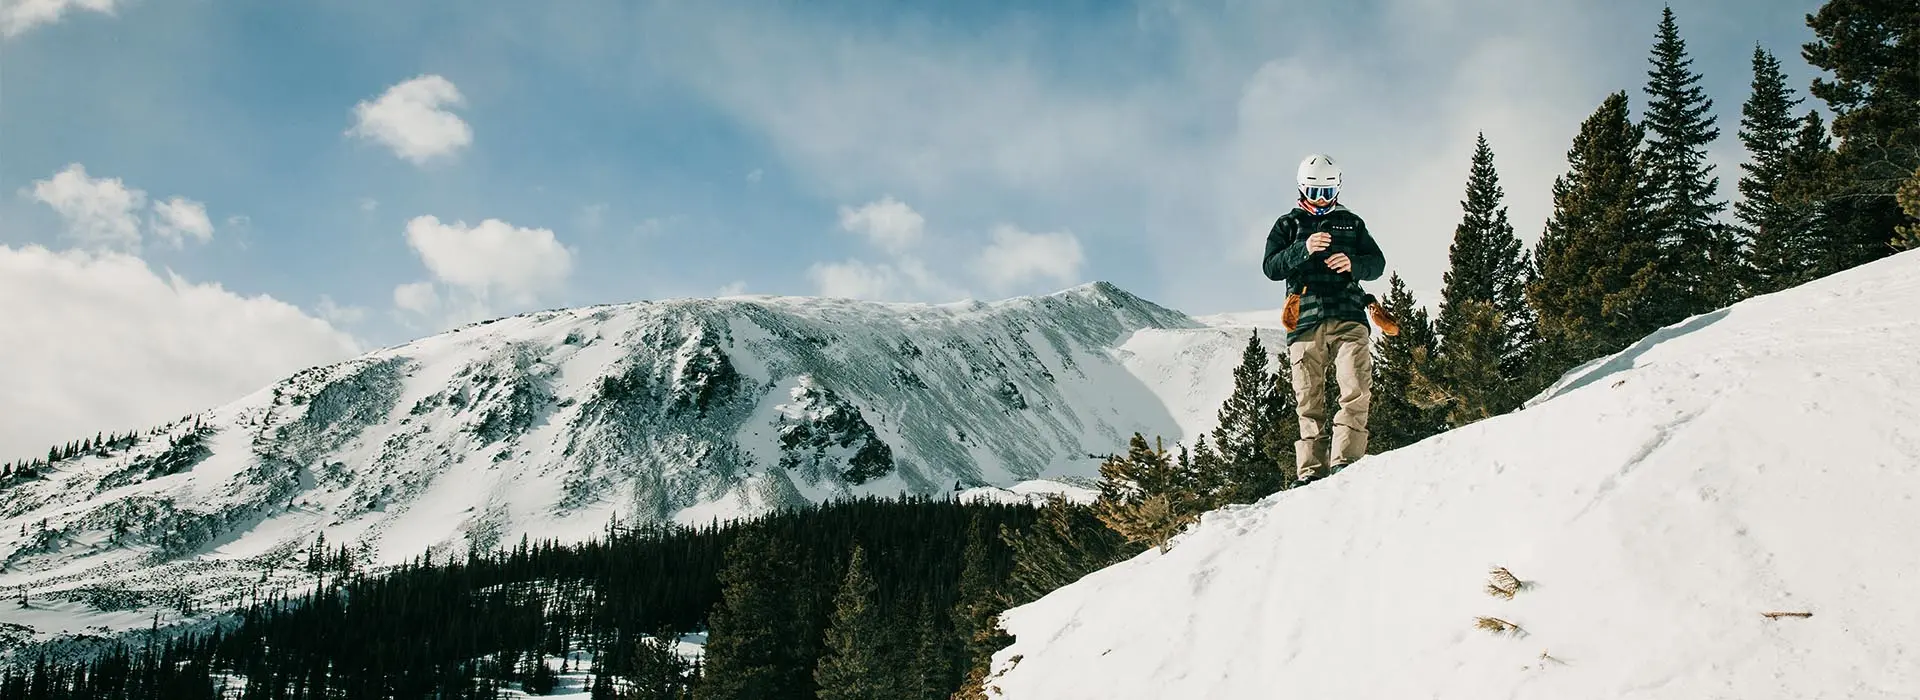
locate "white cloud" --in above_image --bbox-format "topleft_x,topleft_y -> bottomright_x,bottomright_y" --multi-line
225,214 -> 251,228
1,0 -> 116,38
25,164 -> 226,252
316,295 -> 369,325
403,215 -> 572,303
393,281 -> 440,314
973,225 -> 1085,292
359,197 -> 380,212
27,164 -> 145,251
347,75 -> 473,165
0,244 -> 361,463
717,280 -> 748,296
838,196 -> 925,253
150,196 -> 215,247
747,169 -> 764,183
808,259 -> 901,301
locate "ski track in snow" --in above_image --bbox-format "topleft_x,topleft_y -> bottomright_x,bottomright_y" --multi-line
986,250 -> 1920,700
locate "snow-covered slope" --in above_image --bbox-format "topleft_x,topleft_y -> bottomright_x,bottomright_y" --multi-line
984,251 -> 1920,699
0,282 -> 1285,643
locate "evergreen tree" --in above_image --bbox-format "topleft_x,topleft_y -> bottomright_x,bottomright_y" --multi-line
628,628 -> 696,700
697,530 -> 808,700
1803,0 -> 1920,197
951,520 -> 1011,700
1897,165 -> 1920,251
998,498 -> 1131,609
1529,91 -> 1662,375
1092,434 -> 1201,552
1212,332 -> 1286,502
1368,274 -> 1446,452
1800,0 -> 1917,266
1432,134 -> 1535,423
1641,6 -> 1735,315
1738,45 -> 1816,294
1778,110 -> 1854,280
1258,353 -> 1304,492
908,598 -> 957,700
814,546 -> 894,700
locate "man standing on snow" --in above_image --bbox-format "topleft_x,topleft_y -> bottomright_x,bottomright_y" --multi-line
1262,153 -> 1388,487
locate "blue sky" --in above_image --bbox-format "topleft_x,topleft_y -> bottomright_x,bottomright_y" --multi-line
0,0 -> 1830,460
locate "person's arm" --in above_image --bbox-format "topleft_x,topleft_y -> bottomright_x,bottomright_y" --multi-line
1263,216 -> 1308,281
1348,217 -> 1386,282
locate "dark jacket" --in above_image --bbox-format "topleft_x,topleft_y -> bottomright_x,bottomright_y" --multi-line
1262,205 -> 1387,343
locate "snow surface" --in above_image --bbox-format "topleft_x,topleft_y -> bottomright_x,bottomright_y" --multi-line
984,250 -> 1920,699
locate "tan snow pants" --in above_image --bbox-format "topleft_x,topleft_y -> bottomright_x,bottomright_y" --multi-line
1288,319 -> 1372,480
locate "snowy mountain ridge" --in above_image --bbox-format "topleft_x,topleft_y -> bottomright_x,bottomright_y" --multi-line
982,251 -> 1920,699
0,281 -> 1279,643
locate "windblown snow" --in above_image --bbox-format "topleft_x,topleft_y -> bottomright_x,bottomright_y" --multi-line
0,281 -> 1286,645
983,251 -> 1920,699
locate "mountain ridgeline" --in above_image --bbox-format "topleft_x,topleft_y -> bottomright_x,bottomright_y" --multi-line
0,282 -> 1222,632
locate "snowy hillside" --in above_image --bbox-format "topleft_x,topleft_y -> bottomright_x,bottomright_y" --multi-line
983,251 -> 1920,699
0,281 -> 1287,643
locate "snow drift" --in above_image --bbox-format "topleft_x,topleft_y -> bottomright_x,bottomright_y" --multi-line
984,251 -> 1920,699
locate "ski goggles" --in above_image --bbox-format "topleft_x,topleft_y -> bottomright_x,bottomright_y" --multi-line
1301,185 -> 1338,202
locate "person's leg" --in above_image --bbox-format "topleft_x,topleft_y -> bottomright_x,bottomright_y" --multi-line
1331,320 -> 1374,469
1289,324 -> 1333,482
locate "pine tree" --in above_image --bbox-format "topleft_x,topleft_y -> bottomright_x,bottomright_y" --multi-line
1212,333 -> 1285,502
1254,366 -> 1299,496
907,598 -> 956,700
1800,0 -> 1917,266
1896,165 -> 1920,251
1642,6 -> 1734,316
1778,110 -> 1852,280
1738,45 -> 1815,295
814,546 -> 893,700
951,520 -> 1011,700
1529,91 -> 1662,375
1803,0 -> 1920,197
697,529 -> 807,700
1432,134 -> 1535,423
998,498 -> 1130,609
1368,274 -> 1446,452
1092,435 -> 1201,552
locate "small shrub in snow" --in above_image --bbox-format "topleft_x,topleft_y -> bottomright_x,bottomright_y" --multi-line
1474,616 -> 1526,636
1485,566 -> 1529,599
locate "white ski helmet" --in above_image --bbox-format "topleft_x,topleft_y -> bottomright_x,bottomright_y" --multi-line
1297,153 -> 1342,200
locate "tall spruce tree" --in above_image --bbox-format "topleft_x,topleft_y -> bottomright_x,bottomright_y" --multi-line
1432,134 -> 1534,423
1213,332 -> 1288,502
952,518 -> 1009,688
908,598 -> 957,700
1800,0 -> 1918,266
1529,91 -> 1662,375
1642,6 -> 1736,315
697,530 -> 808,700
1738,45 -> 1815,295
1368,274 -> 1446,452
1803,0 -> 1920,197
815,545 -> 894,700
1779,110 -> 1852,280
1256,364 -> 1300,493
